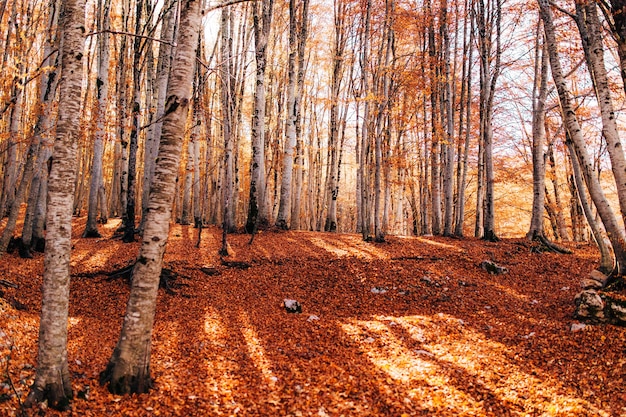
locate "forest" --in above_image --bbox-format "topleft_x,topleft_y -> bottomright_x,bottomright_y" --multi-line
1,0 -> 626,414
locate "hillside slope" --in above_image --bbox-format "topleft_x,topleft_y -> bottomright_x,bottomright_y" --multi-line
1,219 -> 625,416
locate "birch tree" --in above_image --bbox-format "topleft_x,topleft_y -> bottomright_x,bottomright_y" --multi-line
100,0 -> 202,394
276,0 -> 300,229
539,0 -> 626,273
25,0 -> 85,407
527,25 -> 548,240
573,0 -> 626,228
84,0 -> 111,237
245,0 -> 273,233
474,0 -> 502,241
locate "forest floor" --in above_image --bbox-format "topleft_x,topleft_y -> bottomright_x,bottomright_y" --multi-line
1,217 -> 626,416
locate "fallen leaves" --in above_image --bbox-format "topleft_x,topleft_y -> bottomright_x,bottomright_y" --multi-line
1,218 -> 626,416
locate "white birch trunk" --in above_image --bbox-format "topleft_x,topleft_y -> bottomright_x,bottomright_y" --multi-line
84,0 -> 111,237
275,0 -> 298,229
26,0 -> 85,407
539,0 -> 626,272
100,0 -> 201,394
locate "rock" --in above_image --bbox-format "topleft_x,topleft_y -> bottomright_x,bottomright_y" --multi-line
574,290 -> 605,320
606,299 -> 626,325
570,322 -> 587,332
283,299 -> 302,313
307,315 -> 320,322
371,287 -> 388,294
589,269 -> 609,286
479,260 -> 508,275
580,278 -> 603,290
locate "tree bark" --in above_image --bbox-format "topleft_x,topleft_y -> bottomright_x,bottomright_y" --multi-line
245,0 -> 272,233
539,0 -> 626,273
528,30 -> 548,239
84,0 -> 111,237
575,1 -> 626,229
100,0 -> 201,394
25,0 -> 85,408
275,0 -> 300,229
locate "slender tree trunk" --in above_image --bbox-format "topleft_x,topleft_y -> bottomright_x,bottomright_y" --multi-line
123,0 -> 145,242
84,0 -> 111,237
427,0 -> 441,235
276,0 -> 299,229
475,0 -> 501,241
139,0 -> 178,232
454,10 -> 473,236
289,0 -> 308,231
566,139 -> 613,271
325,0 -> 347,233
359,0 -> 372,240
539,0 -> 626,273
100,0 -> 201,394
25,0 -> 85,408
575,1 -> 626,228
245,0 -> 273,233
441,0 -> 455,237
527,28 -> 548,239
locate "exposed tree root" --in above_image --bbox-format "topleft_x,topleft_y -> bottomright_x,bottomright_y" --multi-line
531,234 -> 572,254
106,263 -> 188,295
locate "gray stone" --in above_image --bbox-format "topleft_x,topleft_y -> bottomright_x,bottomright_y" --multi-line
570,322 -> 586,332
283,299 -> 302,313
607,300 -> 626,324
574,290 -> 605,320
589,269 -> 609,286
479,260 -> 508,275
580,278 -> 603,290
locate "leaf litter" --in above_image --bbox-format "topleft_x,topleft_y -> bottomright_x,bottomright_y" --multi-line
0,218 -> 625,416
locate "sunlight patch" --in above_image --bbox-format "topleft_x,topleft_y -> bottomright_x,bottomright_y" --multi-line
201,308 -> 240,409
309,236 -> 388,259
337,235 -> 390,259
340,318 -> 484,414
382,314 -> 611,417
416,237 -> 462,251
238,312 -> 278,389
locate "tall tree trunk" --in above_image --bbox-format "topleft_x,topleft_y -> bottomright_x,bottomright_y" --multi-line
427,0 -> 441,235
575,1 -> 626,229
527,29 -> 548,239
441,0 -> 455,237
2,0 -> 59,256
566,139 -> 614,272
325,0 -> 347,233
123,0 -> 145,242
25,0 -> 85,408
275,0 -> 300,229
539,0 -> 626,273
139,0 -> 178,232
245,0 -> 273,233
359,0 -> 372,240
100,0 -> 201,394
454,4 -> 473,237
475,0 -> 502,241
220,6 -> 236,248
84,0 -> 111,237
291,0 -> 309,231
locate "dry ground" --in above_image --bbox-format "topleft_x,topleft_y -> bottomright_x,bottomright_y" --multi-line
1,217 -> 625,416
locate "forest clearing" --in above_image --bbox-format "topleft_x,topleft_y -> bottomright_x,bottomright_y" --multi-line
1,217 -> 625,416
